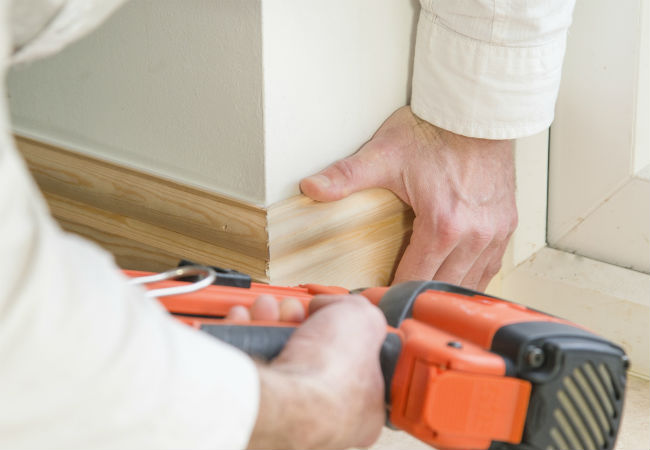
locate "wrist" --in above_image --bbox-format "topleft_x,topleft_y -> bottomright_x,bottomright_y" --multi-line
247,364 -> 291,450
413,111 -> 512,147
247,364 -> 333,450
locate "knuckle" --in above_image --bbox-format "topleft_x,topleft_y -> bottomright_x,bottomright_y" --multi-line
495,228 -> 511,243
495,214 -> 516,241
462,274 -> 481,289
486,260 -> 503,278
434,217 -> 462,246
437,270 -> 465,286
346,295 -> 374,313
347,295 -> 387,330
348,296 -> 386,341
331,158 -> 359,182
432,211 -> 451,229
348,294 -> 370,305
469,226 -> 494,249
369,307 -> 388,332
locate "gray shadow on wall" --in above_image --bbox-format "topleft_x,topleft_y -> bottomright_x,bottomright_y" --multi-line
406,0 -> 420,101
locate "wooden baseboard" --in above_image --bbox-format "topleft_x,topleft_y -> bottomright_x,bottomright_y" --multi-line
268,190 -> 413,287
16,135 -> 413,286
16,135 -> 270,280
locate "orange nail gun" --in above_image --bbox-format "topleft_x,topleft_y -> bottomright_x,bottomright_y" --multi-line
125,264 -> 628,450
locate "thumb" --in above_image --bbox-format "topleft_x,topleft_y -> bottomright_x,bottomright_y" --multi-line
300,144 -> 392,202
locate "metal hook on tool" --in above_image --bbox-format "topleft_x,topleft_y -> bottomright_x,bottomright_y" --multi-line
128,265 -> 216,298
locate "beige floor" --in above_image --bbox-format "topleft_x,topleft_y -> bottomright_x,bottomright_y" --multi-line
371,376 -> 649,450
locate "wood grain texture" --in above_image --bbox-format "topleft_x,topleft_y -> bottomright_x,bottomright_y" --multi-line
268,189 -> 414,288
45,192 -> 268,280
56,217 -> 183,273
18,136 -> 414,287
16,136 -> 267,259
16,135 -> 269,280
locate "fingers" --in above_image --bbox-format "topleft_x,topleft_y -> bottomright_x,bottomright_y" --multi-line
254,294 -> 386,449
392,216 -> 458,283
307,294 -> 349,315
433,225 -> 494,286
307,294 -> 386,341
226,295 -> 306,323
319,295 -> 386,336
459,239 -> 500,290
295,295 -> 387,447
460,230 -> 508,290
284,295 -> 386,361
249,294 -> 280,321
278,297 -> 305,323
225,305 -> 250,321
300,141 -> 397,202
476,240 -> 509,292
392,213 -> 514,293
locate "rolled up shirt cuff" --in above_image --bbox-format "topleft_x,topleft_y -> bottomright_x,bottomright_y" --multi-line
411,9 -> 568,140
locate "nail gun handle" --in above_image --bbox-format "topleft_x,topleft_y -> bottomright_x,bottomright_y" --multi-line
200,324 -> 296,361
200,323 -> 402,404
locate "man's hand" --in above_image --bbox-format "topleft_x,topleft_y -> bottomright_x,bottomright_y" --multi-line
239,295 -> 386,449
226,295 -> 306,323
300,106 -> 517,291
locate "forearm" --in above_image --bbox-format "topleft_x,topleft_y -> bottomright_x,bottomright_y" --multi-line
0,143 -> 258,448
249,361 -> 356,450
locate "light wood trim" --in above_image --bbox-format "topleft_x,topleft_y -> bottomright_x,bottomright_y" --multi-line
268,189 -> 413,287
45,192 -> 268,280
16,135 -> 269,280
17,136 -> 414,287
16,136 -> 267,259
56,216 -> 186,273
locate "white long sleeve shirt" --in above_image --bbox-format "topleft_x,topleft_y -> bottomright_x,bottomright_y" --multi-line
1,2 -> 259,449
0,0 -> 575,448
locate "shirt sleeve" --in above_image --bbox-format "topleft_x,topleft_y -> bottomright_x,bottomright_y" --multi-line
11,0 -> 128,64
0,135 -> 259,449
4,3 -> 260,447
411,0 -> 577,140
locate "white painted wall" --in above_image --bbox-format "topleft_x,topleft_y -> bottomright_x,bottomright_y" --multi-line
635,0 -> 649,173
261,0 -> 418,204
8,0 -> 266,204
8,0 -> 418,206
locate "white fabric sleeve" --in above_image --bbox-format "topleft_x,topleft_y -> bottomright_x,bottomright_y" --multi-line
1,3 -> 259,444
0,135 -> 259,449
411,0 -> 576,139
11,0 -> 128,64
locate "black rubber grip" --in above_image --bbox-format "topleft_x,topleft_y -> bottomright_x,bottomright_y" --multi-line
200,324 -> 402,402
379,280 -> 502,328
200,324 -> 296,360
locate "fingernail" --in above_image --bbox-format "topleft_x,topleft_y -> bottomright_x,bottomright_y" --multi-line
307,174 -> 331,189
